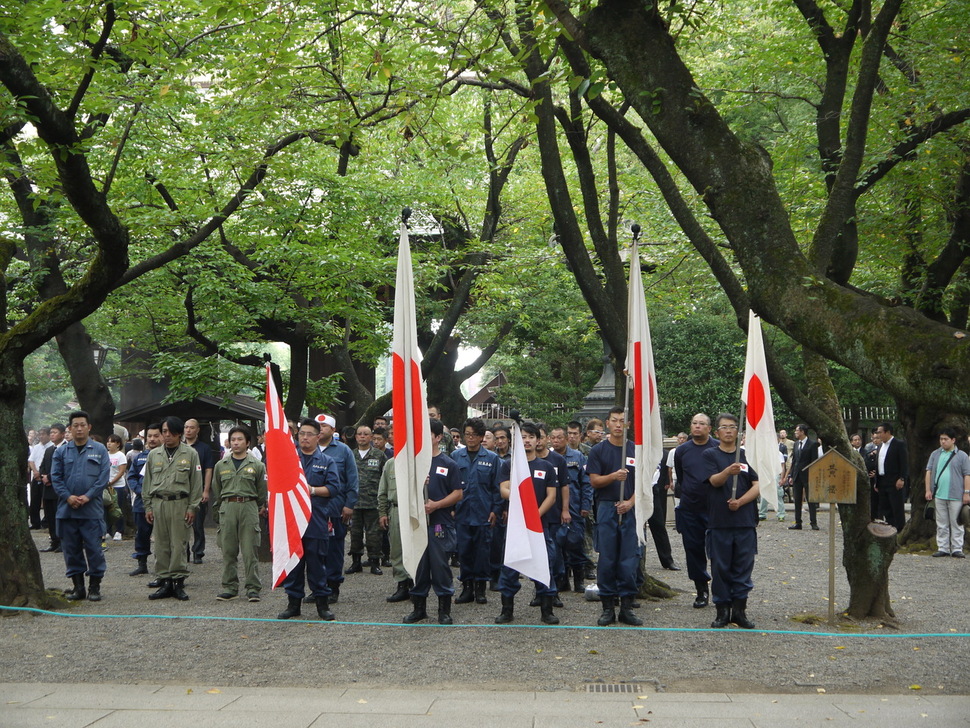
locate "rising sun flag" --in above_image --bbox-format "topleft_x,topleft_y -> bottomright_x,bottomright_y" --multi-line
626,235 -> 660,546
742,310 -> 780,510
503,422 -> 550,587
392,213 -> 431,580
264,363 -> 312,588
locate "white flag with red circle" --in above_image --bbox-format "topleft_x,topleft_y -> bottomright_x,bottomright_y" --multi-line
742,310 -> 780,509
503,423 -> 550,587
392,219 -> 431,580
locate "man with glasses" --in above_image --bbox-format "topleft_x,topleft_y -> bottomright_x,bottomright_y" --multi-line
703,413 -> 760,629
674,413 -> 719,609
453,417 -> 503,606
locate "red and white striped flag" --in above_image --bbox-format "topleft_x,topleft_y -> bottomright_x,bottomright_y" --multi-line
503,422 -> 550,587
264,364 -> 311,588
626,237 -> 660,546
743,310 -> 780,509
392,219 -> 430,580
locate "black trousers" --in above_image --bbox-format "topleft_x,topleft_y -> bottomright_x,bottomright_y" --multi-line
792,479 -> 818,527
877,477 -> 907,531
647,485 -> 674,568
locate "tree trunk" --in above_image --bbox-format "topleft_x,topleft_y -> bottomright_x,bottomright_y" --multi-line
843,517 -> 897,620
637,548 -> 676,600
0,357 -> 50,607
55,321 -> 116,439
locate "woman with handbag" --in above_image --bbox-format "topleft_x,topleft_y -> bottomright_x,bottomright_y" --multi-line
924,427 -> 970,558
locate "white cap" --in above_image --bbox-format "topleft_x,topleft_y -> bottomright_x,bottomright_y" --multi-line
315,414 -> 336,428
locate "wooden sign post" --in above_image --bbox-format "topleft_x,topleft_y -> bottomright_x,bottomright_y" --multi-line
805,450 -> 858,625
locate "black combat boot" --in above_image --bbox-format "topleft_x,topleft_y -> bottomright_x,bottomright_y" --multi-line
495,594 -> 514,624
618,596 -> 643,626
277,596 -> 302,619
64,574 -> 86,601
474,580 -> 487,604
693,582 -> 709,608
572,566 -> 585,593
129,557 -> 148,576
147,577 -> 162,588
345,555 -> 363,574
369,560 -> 383,575
327,581 -> 340,603
172,577 -> 189,601
149,578 -> 174,600
711,603 -> 731,628
529,589 -> 541,607
539,595 -> 560,625
437,595 -> 453,625
731,598 -> 755,629
455,580 -> 474,604
597,596 -> 616,626
556,573 -> 571,594
87,576 -> 102,602
403,595 -> 428,623
386,579 -> 412,603
316,597 -> 336,621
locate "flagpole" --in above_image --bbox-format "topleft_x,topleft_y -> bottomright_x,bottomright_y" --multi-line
732,401 -> 746,501
621,224 -> 643,525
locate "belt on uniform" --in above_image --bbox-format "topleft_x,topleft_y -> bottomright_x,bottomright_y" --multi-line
224,496 -> 255,503
158,493 -> 188,501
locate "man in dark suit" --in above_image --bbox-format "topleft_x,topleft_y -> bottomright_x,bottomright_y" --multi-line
874,421 -> 908,530
787,424 -> 819,530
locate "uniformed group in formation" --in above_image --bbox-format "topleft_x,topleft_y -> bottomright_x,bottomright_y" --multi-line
33,406 -> 762,629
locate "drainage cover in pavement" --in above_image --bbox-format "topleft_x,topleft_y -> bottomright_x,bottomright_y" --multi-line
585,683 -> 643,694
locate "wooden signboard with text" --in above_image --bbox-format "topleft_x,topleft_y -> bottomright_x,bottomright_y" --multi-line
806,449 -> 858,504
804,448 -> 860,624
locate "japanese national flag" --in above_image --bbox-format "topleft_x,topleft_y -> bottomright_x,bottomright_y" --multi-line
264,364 -> 312,588
625,236 -> 660,546
742,310 -> 780,508
503,423 -> 550,587
392,218 -> 431,580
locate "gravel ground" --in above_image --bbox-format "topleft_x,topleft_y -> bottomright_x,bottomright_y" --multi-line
4,505 -> 969,695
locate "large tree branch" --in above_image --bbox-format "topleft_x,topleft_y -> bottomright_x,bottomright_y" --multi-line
455,320 -> 513,381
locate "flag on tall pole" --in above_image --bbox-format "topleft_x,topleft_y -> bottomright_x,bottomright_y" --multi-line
392,211 -> 431,581
742,310 -> 780,510
626,230 -> 661,546
264,363 -> 312,588
503,422 -> 550,587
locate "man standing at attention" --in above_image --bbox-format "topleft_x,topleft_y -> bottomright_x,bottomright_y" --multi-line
184,418 -> 215,564
587,407 -> 643,627
453,417 -> 503,606
346,424 -> 387,576
316,414 -> 359,601
674,413 -> 719,609
127,423 -> 160,577
212,426 -> 267,602
51,411 -> 110,602
787,424 -> 820,531
143,416 -> 203,601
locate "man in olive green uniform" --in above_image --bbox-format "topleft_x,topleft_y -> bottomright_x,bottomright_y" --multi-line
377,458 -> 411,601
212,425 -> 267,602
143,416 -> 203,601
346,425 -> 388,575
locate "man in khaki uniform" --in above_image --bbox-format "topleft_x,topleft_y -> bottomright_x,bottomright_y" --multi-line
143,416 -> 203,601
377,458 -> 411,602
212,425 -> 267,603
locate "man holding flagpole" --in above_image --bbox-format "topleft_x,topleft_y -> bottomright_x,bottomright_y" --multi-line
587,406 -> 643,626
496,421 -> 560,625
402,419 -> 463,625
277,418 -> 344,621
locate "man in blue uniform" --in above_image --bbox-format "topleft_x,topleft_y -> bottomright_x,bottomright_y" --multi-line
453,417 -> 503,606
550,426 -> 593,592
51,411 -> 110,602
495,422 -> 560,625
587,406 -> 642,626
403,419 -> 463,624
703,413 -> 760,629
127,423 -> 160,576
674,412 -> 719,609
536,425 -> 571,602
316,414 -> 359,602
278,418 -> 345,621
